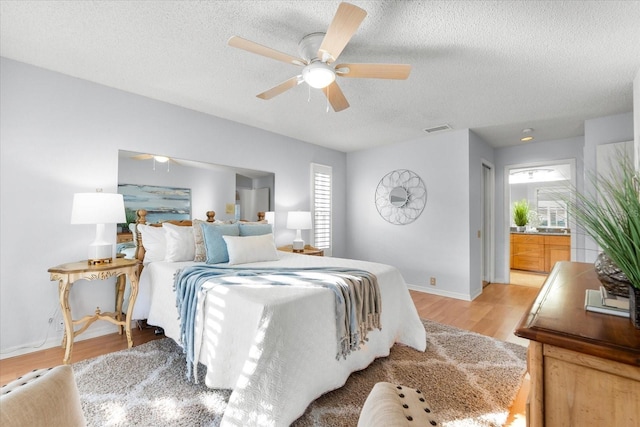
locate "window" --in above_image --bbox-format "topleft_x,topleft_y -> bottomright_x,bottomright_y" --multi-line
311,163 -> 332,256
536,188 -> 568,228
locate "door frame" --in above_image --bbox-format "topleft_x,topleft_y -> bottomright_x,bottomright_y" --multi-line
481,159 -> 495,286
503,158 -> 577,283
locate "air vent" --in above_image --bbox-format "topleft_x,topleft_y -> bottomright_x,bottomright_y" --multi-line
423,124 -> 452,134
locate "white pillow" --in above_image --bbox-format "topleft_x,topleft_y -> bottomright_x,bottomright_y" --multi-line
129,223 -> 138,247
223,233 -> 279,266
137,224 -> 166,263
163,223 -> 195,262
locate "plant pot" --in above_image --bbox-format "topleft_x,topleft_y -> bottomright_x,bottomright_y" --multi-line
594,252 -> 631,298
628,284 -> 640,329
516,226 -> 526,232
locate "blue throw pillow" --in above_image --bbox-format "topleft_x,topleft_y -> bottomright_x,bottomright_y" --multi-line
201,223 -> 240,264
239,223 -> 273,236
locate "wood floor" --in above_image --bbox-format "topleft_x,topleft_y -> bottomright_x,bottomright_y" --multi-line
0,283 -> 539,426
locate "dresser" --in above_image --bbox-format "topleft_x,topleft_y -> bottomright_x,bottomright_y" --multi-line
515,262 -> 640,426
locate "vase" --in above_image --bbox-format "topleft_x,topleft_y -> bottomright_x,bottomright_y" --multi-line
594,252 -> 631,298
629,284 -> 640,329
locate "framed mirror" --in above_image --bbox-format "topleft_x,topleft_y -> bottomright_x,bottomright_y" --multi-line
375,169 -> 426,225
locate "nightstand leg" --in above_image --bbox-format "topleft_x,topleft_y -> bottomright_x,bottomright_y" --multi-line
124,268 -> 140,348
57,279 -> 74,365
115,274 -> 126,335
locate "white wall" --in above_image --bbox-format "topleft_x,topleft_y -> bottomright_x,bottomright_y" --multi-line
0,58 -> 347,357
635,68 -> 640,169
346,129 -> 477,300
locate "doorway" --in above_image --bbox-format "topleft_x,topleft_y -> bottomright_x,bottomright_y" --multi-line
505,159 -> 576,286
481,160 -> 495,287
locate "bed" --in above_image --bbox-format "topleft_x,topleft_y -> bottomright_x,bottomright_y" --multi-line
130,209 -> 426,427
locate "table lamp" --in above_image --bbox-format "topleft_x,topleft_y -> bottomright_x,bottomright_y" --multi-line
287,211 -> 312,252
71,191 -> 126,264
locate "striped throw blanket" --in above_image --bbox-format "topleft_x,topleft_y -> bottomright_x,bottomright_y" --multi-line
173,265 -> 382,379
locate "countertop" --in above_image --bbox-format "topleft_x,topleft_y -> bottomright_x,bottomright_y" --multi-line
511,231 -> 571,236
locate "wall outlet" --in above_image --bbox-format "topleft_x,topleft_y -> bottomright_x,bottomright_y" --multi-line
430,277 -> 436,286
56,319 -> 65,332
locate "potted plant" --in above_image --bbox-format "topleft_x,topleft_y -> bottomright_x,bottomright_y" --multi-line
563,151 -> 639,328
512,199 -> 530,232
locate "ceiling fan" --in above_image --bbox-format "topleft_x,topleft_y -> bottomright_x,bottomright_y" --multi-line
228,2 -> 411,112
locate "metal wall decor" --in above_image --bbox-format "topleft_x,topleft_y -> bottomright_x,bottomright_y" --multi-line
375,169 -> 427,225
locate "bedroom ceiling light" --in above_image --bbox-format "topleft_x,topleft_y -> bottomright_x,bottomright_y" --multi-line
153,155 -> 169,163
521,128 -> 534,142
302,61 -> 336,89
287,211 -> 312,252
71,190 -> 126,264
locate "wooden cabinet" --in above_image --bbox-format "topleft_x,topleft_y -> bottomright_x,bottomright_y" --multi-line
512,234 -> 545,272
117,232 -> 133,243
511,233 -> 570,273
544,235 -> 570,272
515,262 -> 640,426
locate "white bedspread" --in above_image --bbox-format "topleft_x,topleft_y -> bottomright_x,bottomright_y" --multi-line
141,252 -> 426,426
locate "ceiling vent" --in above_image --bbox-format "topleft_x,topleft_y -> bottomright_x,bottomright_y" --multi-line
423,124 -> 452,134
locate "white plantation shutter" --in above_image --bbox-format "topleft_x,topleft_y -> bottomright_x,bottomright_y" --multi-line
311,163 -> 332,256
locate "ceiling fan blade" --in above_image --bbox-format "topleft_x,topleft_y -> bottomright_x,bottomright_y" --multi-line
257,76 -> 302,100
335,63 -> 411,80
131,154 -> 153,160
322,81 -> 350,112
318,2 -> 367,63
228,36 -> 306,66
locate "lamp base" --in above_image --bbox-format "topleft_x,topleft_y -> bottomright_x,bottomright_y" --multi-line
292,238 -> 305,253
88,243 -> 113,265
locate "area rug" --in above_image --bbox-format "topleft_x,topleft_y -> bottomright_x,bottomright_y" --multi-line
73,319 -> 527,427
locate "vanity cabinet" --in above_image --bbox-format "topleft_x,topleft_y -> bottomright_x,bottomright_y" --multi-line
511,233 -> 570,273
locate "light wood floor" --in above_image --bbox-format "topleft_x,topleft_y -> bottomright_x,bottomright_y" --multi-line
0,283 -> 539,426
510,269 -> 548,288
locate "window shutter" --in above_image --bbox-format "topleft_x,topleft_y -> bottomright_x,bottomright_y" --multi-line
311,163 -> 332,255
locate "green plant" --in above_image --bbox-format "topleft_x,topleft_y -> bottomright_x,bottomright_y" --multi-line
119,207 -> 137,231
564,152 -> 639,290
512,199 -> 530,227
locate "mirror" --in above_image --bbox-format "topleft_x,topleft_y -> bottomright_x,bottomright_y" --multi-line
117,150 -> 274,224
389,187 -> 408,207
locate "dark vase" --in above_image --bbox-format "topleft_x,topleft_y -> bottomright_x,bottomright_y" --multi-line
594,252 -> 631,297
629,284 -> 640,329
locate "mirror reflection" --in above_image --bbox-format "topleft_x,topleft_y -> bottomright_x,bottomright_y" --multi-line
389,187 -> 408,207
117,150 -> 274,228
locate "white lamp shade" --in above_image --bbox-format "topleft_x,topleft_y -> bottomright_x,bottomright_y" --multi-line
71,193 -> 126,224
286,211 -> 312,230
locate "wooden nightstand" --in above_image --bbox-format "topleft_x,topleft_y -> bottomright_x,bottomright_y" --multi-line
278,244 -> 324,256
48,258 -> 140,364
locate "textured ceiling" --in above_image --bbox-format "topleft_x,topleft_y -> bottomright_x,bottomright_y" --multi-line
1,1 -> 639,152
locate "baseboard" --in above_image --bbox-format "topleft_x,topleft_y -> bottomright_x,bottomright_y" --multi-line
406,284 -> 475,301
0,323 -> 118,360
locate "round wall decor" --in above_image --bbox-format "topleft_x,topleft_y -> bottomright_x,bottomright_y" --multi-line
375,169 -> 427,225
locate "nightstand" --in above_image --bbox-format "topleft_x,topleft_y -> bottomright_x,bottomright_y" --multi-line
278,244 -> 324,256
48,258 -> 140,364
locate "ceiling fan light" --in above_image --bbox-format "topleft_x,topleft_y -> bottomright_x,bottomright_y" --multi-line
154,155 -> 170,163
302,62 -> 336,89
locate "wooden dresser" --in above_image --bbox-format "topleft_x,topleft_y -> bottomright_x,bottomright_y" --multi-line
515,262 -> 640,426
